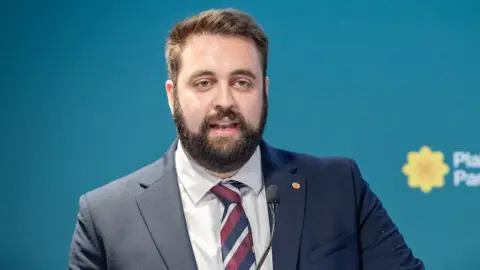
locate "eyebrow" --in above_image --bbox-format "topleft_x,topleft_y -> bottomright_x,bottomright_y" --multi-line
230,69 -> 257,80
188,69 -> 257,82
188,70 -> 215,81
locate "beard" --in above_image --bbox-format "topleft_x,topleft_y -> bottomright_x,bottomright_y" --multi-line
172,89 -> 268,174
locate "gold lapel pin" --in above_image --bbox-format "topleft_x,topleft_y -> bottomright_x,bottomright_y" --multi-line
292,182 -> 300,189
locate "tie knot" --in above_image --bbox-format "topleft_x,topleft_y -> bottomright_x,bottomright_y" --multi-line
210,181 -> 244,206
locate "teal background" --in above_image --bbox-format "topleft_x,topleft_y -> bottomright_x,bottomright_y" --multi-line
1,0 -> 479,269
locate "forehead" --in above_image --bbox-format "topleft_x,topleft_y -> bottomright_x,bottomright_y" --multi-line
178,34 -> 262,79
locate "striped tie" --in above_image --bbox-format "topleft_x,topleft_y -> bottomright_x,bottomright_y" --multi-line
210,181 -> 256,270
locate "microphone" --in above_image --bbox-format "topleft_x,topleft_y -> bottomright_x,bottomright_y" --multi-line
256,185 -> 280,270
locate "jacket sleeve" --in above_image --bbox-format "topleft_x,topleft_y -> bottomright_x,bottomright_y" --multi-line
69,194 -> 106,270
350,159 -> 425,270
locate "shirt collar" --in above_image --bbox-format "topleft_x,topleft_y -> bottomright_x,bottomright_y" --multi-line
175,141 -> 263,205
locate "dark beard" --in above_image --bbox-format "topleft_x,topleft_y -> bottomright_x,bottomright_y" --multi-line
172,90 -> 268,174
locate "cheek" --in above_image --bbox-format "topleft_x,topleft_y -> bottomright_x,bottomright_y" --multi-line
239,96 -> 263,124
178,93 -> 209,129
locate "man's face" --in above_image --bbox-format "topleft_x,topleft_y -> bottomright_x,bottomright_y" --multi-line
166,34 -> 269,174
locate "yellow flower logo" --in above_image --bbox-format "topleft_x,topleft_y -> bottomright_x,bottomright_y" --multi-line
402,146 -> 450,193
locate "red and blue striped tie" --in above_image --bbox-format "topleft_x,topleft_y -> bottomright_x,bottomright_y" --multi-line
211,181 -> 256,270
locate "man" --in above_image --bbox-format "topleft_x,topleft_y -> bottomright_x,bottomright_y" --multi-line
69,8 -> 425,270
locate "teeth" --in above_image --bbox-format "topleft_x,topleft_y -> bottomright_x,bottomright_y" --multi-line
214,123 -> 235,129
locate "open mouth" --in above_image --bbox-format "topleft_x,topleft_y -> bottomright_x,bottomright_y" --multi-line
209,123 -> 239,129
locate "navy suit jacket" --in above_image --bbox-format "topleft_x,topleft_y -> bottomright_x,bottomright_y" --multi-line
69,139 -> 425,270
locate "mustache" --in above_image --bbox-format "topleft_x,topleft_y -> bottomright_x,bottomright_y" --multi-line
205,107 -> 242,122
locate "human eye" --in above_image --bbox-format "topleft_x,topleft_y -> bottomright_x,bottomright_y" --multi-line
194,80 -> 214,91
233,79 -> 251,90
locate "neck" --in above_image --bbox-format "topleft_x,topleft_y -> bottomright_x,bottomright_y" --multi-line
207,169 -> 238,179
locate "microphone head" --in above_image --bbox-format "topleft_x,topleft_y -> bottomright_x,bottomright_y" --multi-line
266,185 -> 280,204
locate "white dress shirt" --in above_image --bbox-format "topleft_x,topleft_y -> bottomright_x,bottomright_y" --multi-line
175,141 -> 273,270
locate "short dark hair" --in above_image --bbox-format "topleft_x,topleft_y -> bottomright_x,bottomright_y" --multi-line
165,8 -> 269,83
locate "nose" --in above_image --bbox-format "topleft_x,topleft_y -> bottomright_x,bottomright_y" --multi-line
213,84 -> 235,109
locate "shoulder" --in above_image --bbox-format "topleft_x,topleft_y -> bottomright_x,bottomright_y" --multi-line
268,145 -> 372,225
79,156 -> 168,210
268,144 -> 363,183
265,144 -> 366,201
294,151 -> 358,174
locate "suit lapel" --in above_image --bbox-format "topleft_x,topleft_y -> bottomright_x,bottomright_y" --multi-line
136,140 -> 198,270
261,141 -> 306,270
134,139 -> 306,270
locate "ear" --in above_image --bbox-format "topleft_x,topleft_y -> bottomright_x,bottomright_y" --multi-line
264,76 -> 269,97
165,79 -> 175,114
